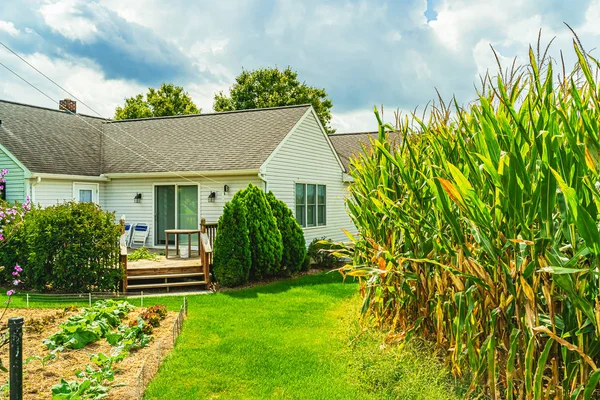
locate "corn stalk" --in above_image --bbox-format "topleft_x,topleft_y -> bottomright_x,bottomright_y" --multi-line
342,38 -> 600,399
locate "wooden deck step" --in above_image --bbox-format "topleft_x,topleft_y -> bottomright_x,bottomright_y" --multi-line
127,266 -> 202,277
128,272 -> 205,280
127,280 -> 207,290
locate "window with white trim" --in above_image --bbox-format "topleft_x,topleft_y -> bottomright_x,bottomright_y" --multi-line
295,183 -> 326,228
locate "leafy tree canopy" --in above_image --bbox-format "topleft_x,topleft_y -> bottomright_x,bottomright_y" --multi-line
213,67 -> 335,133
115,83 -> 200,120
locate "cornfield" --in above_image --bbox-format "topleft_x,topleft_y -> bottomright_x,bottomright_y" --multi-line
342,37 -> 600,398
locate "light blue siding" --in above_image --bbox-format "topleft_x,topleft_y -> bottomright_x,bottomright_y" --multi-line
0,148 -> 26,202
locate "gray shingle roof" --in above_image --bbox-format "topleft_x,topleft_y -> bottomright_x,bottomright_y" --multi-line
0,100 -> 103,176
102,105 -> 310,173
0,100 -> 311,175
328,131 -> 402,172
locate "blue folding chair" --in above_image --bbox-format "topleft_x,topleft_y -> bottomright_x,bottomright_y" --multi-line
130,223 -> 149,248
123,223 -> 133,247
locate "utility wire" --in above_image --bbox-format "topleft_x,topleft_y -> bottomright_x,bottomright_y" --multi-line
0,59 -> 222,190
0,40 -> 231,190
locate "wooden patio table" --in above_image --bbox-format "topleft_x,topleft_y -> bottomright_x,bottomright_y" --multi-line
164,229 -> 202,259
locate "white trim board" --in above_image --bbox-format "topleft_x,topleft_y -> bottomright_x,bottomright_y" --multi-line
259,106 -> 346,174
0,143 -> 32,178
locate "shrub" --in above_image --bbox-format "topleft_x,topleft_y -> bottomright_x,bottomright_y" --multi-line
213,194 -> 252,286
3,202 -> 122,292
266,192 -> 306,275
301,254 -> 311,272
307,237 -> 337,268
240,184 -> 282,279
342,39 -> 600,397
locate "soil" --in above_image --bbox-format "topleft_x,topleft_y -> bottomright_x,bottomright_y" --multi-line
0,306 -> 180,399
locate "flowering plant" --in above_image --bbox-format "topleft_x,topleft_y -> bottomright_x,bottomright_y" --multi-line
0,264 -> 22,372
0,169 -> 31,243
0,169 -> 28,371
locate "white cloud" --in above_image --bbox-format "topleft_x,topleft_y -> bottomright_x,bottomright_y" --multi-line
386,31 -> 402,43
580,0 -> 600,35
0,20 -> 19,36
0,51 -> 144,117
2,0 -> 600,132
39,0 -> 99,43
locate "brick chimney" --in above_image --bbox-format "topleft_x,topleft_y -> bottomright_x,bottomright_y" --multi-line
59,98 -> 76,113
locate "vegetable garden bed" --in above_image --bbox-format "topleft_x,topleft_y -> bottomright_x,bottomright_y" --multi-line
0,301 -> 181,399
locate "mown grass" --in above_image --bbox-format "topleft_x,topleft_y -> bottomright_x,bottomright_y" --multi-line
2,272 -> 462,399
144,272 -> 462,399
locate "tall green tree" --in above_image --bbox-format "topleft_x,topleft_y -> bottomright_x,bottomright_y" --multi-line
213,67 -> 335,132
240,184 -> 283,279
114,83 -> 200,120
266,191 -> 306,275
213,194 -> 252,287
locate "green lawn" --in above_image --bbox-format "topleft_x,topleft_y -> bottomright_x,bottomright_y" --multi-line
144,272 -> 461,399
4,272 -> 461,399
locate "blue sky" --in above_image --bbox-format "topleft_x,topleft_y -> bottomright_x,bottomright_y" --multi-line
0,0 -> 599,132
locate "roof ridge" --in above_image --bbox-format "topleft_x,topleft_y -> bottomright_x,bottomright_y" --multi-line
107,104 -> 312,124
0,99 -> 107,120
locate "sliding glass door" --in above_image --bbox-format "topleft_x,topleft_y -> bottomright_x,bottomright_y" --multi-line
177,185 -> 199,245
155,185 -> 176,245
155,185 -> 199,246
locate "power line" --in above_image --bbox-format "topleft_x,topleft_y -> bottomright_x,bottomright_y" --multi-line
0,40 -> 231,189
0,58 -> 221,190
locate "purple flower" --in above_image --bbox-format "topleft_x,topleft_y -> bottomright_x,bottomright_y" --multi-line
6,290 -> 15,297
13,265 -> 22,273
12,280 -> 20,286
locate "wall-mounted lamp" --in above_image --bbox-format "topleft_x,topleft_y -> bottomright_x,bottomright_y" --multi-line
208,191 -> 216,203
223,184 -> 229,194
134,193 -> 142,203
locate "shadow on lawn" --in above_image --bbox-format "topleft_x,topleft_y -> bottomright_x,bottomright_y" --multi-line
221,270 -> 358,299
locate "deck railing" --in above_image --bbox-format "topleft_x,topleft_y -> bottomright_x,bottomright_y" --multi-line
201,219 -> 218,266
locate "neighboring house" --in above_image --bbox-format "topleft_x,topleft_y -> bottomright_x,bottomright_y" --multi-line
328,131 -> 378,174
0,99 -> 355,247
328,131 -> 403,174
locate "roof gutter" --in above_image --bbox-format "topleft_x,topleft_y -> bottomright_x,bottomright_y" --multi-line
30,173 -> 110,182
103,169 -> 260,179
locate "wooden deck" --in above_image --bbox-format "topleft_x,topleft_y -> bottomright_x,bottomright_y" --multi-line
121,219 -> 217,292
125,256 -> 208,291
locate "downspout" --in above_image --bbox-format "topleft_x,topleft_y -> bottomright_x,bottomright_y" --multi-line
258,168 -> 268,192
30,176 -> 41,203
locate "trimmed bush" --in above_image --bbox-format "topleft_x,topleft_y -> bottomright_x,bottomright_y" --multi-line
301,254 -> 311,272
213,194 -> 251,287
307,237 -> 337,268
266,191 -> 306,275
2,201 -> 122,292
240,184 -> 282,279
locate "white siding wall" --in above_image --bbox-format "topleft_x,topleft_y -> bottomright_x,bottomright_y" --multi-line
263,111 -> 356,244
32,179 -> 75,207
32,179 -> 104,208
102,175 -> 262,248
0,149 -> 25,202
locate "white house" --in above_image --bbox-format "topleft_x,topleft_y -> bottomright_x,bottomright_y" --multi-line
0,99 -> 356,247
